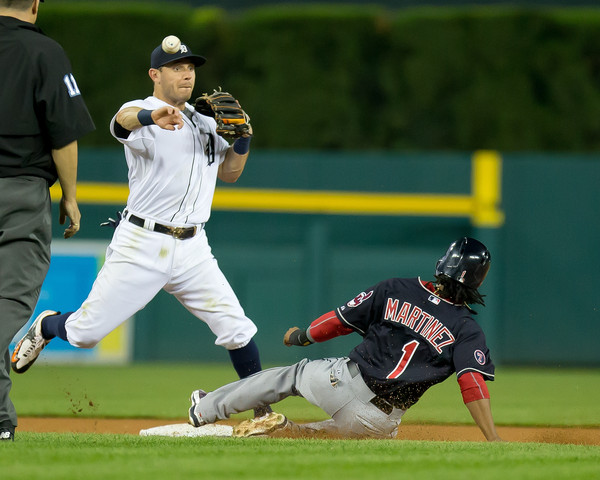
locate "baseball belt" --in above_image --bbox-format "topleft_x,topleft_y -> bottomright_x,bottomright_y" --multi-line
346,361 -> 394,415
127,214 -> 198,240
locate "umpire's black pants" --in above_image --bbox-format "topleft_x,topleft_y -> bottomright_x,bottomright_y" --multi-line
0,176 -> 52,431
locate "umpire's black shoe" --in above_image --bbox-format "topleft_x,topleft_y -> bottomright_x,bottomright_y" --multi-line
0,427 -> 15,442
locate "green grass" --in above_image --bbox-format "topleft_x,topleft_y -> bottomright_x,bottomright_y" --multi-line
5,364 -> 600,479
2,434 -> 599,480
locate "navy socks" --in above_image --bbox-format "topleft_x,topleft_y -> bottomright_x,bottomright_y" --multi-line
228,338 -> 262,379
41,312 -> 72,341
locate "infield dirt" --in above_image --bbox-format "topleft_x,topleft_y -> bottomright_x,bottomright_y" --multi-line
18,418 -> 600,445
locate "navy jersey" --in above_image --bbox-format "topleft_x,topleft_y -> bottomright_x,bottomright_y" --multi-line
337,277 -> 495,410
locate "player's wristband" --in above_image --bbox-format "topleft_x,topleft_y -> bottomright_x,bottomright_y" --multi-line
233,136 -> 252,155
137,109 -> 155,126
287,329 -> 312,347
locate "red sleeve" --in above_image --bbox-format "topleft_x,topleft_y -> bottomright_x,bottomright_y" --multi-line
457,371 -> 490,404
307,311 -> 354,343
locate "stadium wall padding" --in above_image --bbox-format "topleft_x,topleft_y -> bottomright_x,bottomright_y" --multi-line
51,149 -> 600,366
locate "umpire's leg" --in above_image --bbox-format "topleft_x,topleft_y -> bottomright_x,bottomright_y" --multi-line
0,177 -> 52,432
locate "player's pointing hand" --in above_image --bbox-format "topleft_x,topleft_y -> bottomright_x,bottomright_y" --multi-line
153,106 -> 184,131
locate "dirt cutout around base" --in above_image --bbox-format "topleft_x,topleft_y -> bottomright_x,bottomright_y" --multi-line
17,417 -> 600,445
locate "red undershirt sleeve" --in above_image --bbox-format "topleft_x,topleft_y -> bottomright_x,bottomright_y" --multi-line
307,310 -> 354,343
457,371 -> 490,404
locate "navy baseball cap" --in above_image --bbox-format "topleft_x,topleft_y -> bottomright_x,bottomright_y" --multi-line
150,42 -> 206,69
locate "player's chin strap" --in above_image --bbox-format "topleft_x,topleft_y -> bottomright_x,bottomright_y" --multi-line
183,107 -> 215,165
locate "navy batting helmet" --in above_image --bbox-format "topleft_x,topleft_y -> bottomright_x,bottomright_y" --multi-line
435,237 -> 491,289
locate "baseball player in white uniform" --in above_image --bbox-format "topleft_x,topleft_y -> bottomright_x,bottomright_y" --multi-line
12,37 -> 272,417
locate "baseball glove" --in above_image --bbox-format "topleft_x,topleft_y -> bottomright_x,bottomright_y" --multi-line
194,89 -> 251,139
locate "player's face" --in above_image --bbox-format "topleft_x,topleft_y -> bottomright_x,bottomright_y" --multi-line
152,61 -> 196,108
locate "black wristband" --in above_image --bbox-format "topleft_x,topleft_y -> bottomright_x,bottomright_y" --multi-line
233,136 -> 252,155
288,329 -> 313,347
137,109 -> 155,126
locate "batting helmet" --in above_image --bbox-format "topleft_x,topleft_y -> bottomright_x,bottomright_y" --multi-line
435,237 -> 491,289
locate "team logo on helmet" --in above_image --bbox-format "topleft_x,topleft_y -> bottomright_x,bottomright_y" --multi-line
347,290 -> 373,308
474,350 -> 486,365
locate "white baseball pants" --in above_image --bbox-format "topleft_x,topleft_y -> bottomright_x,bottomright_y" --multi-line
65,220 -> 257,350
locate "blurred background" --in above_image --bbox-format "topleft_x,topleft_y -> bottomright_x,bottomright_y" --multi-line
13,0 -> 599,368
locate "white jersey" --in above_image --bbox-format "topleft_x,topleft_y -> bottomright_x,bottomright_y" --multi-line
110,96 -> 230,226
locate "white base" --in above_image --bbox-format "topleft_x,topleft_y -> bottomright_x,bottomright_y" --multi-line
139,423 -> 233,437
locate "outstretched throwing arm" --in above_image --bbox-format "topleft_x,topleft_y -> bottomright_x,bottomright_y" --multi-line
115,106 -> 184,132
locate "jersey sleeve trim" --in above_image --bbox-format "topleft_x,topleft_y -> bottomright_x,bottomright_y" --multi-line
335,307 -> 366,335
456,367 -> 495,381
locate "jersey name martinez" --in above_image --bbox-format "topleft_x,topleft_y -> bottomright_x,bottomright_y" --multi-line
383,298 -> 455,353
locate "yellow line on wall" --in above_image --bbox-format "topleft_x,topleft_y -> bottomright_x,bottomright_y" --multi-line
213,189 -> 473,217
50,183 -> 473,217
50,182 -> 129,204
48,151 -> 504,225
471,150 -> 505,227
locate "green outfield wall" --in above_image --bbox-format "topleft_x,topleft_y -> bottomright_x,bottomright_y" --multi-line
35,3 -> 600,367
48,149 -> 600,367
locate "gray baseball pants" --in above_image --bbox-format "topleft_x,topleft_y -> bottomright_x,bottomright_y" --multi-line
0,177 -> 52,430
196,357 -> 405,438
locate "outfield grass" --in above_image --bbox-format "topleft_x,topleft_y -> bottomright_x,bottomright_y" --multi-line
5,364 -> 600,480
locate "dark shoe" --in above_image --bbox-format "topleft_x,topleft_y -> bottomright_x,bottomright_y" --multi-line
188,389 -> 208,427
253,405 -> 273,418
0,427 -> 14,441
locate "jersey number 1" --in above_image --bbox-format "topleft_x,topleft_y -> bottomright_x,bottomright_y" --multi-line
386,340 -> 419,379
